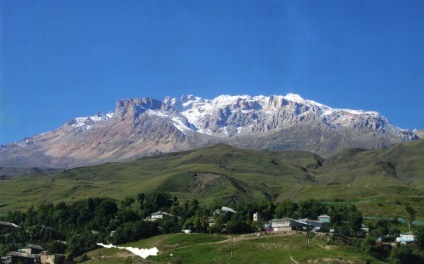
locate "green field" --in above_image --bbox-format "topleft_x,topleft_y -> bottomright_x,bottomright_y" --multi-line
81,232 -> 383,264
1,140 -> 424,220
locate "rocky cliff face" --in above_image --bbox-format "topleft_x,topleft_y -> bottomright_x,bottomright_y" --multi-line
413,130 -> 424,139
0,94 -> 418,168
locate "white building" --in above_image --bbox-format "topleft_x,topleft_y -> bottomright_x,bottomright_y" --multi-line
148,211 -> 174,221
269,218 -> 310,231
396,232 -> 415,244
253,212 -> 260,222
299,218 -> 324,230
317,215 -> 331,223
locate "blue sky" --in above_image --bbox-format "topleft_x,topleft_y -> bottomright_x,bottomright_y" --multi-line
1,0 -> 423,144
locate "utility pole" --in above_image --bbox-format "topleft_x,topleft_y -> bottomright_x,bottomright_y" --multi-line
306,226 -> 312,246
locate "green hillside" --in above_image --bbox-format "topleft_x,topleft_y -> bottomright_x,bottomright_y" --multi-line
83,233 -> 383,264
1,140 -> 424,219
304,139 -> 424,217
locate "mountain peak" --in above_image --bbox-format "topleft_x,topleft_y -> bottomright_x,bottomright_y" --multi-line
284,93 -> 304,102
0,93 -> 419,168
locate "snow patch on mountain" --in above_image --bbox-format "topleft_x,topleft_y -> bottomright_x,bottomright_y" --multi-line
172,117 -> 196,134
147,109 -> 168,118
68,112 -> 113,131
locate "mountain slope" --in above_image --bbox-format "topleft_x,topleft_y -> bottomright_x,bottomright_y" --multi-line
0,94 -> 418,168
0,144 -> 318,213
1,141 -> 424,218
314,139 -> 424,186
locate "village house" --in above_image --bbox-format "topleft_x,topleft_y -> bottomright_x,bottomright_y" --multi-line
1,244 -> 65,264
147,211 -> 175,221
3,251 -> 38,264
269,218 -> 312,231
317,215 -> 331,223
2,251 -> 65,264
298,218 -> 324,230
19,244 -> 44,255
213,206 -> 237,217
208,217 -> 215,227
360,224 -> 369,234
0,221 -> 20,229
396,231 -> 415,244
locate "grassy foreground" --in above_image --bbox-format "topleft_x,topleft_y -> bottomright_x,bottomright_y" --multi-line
83,233 -> 382,264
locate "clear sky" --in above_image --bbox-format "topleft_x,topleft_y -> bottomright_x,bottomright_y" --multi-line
1,0 -> 423,144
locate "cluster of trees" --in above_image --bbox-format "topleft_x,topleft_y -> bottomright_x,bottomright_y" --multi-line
1,197 -> 156,259
0,193 -> 191,259
360,205 -> 424,263
361,221 -> 424,263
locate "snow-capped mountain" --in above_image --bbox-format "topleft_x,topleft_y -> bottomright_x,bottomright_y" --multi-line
0,94 -> 418,168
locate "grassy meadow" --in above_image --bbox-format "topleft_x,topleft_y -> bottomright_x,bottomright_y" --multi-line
82,232 -> 383,264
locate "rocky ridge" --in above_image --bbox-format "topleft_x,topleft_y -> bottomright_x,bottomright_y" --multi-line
0,94 -> 418,168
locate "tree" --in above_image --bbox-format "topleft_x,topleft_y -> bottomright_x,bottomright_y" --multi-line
24,206 -> 37,226
66,231 -> 96,261
113,220 -> 159,244
46,240 -> 67,254
361,236 -> 377,256
346,204 -> 363,236
6,210 -> 26,226
328,204 -> 362,236
121,197 -> 135,209
162,216 -> 183,233
414,226 -> 424,251
274,200 -> 298,219
137,193 -> 146,205
328,205 -> 343,226
188,199 -> 200,217
184,215 -> 209,233
140,192 -> 174,217
37,203 -> 54,226
93,199 -> 118,229
226,213 -> 253,234
368,219 -> 401,243
298,199 -> 326,219
258,201 -> 276,221
405,204 -> 416,231
209,217 -> 225,234
115,207 -> 140,225
52,202 -> 69,232
0,244 -> 19,258
389,245 -> 424,264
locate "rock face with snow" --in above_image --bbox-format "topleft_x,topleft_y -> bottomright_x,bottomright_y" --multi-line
0,94 -> 418,168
